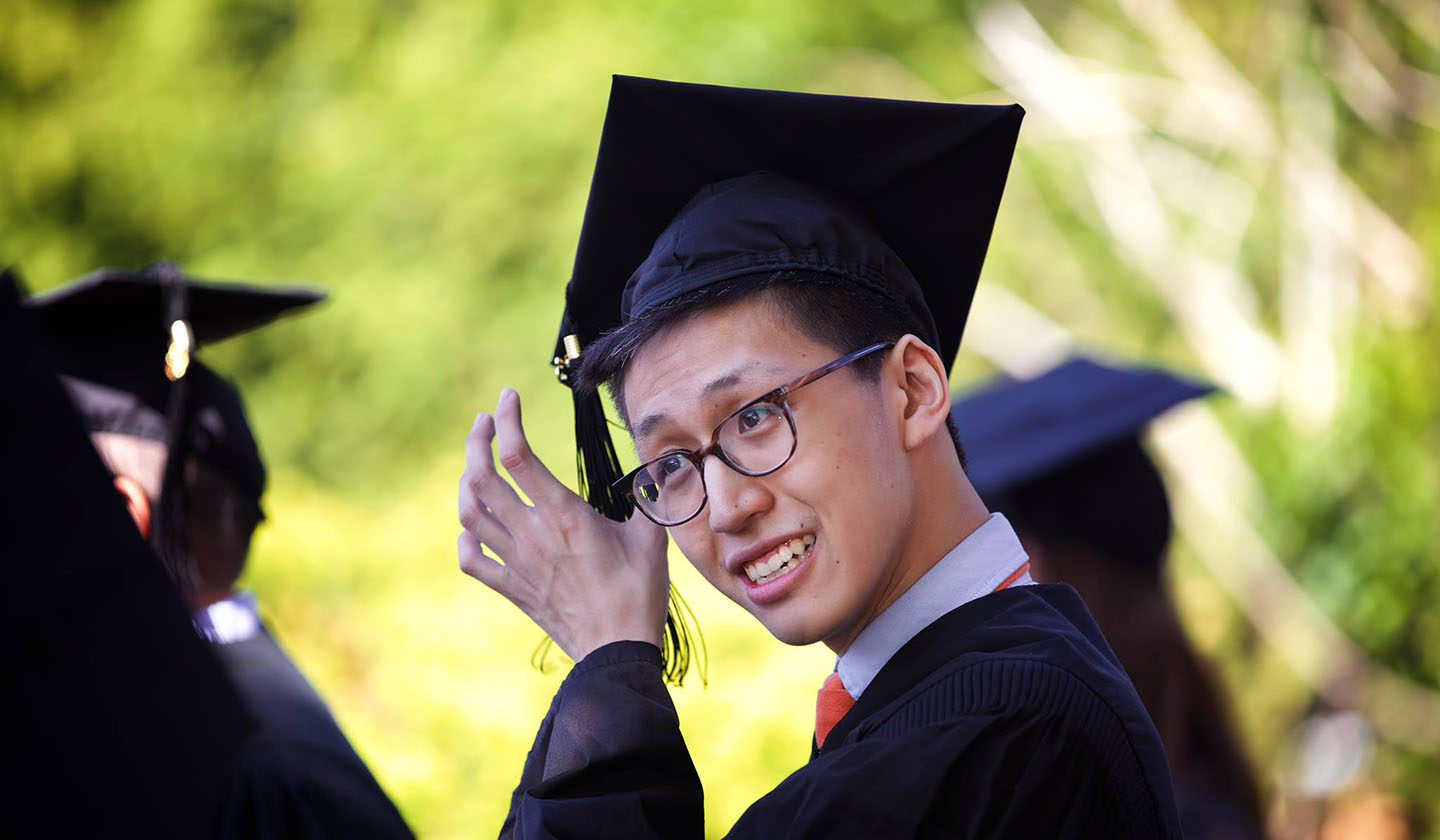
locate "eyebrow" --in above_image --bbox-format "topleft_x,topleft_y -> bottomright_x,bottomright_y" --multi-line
631,368 -> 753,444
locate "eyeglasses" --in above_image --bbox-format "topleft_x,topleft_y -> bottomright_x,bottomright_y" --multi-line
614,341 -> 895,526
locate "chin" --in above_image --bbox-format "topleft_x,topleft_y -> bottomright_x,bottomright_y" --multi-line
763,623 -> 825,647
752,606 -> 840,648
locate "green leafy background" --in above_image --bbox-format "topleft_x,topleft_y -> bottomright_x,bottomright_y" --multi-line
4,0 -> 1437,836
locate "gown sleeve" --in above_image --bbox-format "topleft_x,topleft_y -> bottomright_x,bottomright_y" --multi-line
499,641 -> 704,840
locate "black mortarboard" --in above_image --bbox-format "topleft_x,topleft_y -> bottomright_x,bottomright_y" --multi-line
549,76 -> 1023,683
25,262 -> 324,588
556,74 -> 1024,380
951,357 -> 1214,499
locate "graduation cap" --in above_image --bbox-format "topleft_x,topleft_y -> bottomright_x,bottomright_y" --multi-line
26,262 -> 324,590
951,356 -> 1214,497
952,357 -> 1215,570
550,75 -> 1023,683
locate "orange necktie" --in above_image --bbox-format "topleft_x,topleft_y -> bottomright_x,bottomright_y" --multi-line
814,671 -> 855,750
813,560 -> 1032,749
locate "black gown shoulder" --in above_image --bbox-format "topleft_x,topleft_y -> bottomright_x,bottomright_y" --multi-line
213,631 -> 373,771
211,630 -> 415,839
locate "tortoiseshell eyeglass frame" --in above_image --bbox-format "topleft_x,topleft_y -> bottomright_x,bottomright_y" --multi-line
614,341 -> 896,526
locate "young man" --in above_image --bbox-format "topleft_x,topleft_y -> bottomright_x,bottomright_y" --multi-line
26,263 -> 413,838
953,356 -> 1266,840
457,76 -> 1182,838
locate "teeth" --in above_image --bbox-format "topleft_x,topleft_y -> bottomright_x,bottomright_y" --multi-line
743,535 -> 817,584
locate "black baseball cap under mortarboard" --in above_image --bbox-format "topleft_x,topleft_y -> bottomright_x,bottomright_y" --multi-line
26,262 -> 324,587
952,356 -> 1215,498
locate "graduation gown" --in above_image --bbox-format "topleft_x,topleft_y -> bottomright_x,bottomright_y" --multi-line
210,630 -> 415,839
500,584 -> 1182,839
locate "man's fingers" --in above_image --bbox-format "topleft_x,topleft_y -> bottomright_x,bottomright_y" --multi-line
457,531 -> 509,592
493,388 -> 571,506
457,490 -> 515,557
463,412 -> 530,519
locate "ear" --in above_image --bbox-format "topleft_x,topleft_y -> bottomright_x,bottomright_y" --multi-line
889,335 -> 953,452
113,475 -> 152,539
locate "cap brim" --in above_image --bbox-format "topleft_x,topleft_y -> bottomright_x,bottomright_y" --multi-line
953,356 -> 1216,495
28,268 -> 325,346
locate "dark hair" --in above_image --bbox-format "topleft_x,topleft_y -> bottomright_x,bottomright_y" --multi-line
182,457 -> 261,590
992,438 -> 1267,833
577,269 -> 966,468
991,437 -> 1172,571
89,432 -> 259,591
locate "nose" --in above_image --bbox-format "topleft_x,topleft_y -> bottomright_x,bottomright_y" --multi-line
703,455 -> 772,533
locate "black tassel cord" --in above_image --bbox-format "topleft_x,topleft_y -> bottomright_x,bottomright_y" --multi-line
532,385 -> 707,687
154,262 -> 200,593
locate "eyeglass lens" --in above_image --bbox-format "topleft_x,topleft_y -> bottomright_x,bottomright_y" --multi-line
631,401 -> 793,525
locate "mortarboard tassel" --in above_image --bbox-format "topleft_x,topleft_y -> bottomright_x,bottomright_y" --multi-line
153,261 -> 201,593
545,329 -> 707,687
570,369 -> 632,521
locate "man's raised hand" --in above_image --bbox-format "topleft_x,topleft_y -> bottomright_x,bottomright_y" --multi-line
456,387 -> 669,662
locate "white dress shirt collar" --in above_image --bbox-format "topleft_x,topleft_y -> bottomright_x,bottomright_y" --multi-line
836,512 -> 1032,699
192,590 -> 263,645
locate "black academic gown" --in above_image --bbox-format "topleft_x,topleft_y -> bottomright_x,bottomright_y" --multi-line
500,585 -> 1182,839
210,630 -> 415,839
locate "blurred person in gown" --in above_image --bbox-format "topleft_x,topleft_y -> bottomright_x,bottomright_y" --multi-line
12,263 -> 412,838
952,355 -> 1267,840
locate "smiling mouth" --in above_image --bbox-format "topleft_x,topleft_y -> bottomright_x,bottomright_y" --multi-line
743,534 -> 817,584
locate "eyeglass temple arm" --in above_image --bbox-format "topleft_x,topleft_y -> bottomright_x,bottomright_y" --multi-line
775,341 -> 894,397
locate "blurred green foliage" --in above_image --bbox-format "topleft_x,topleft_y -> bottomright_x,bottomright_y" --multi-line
4,0 -> 1437,836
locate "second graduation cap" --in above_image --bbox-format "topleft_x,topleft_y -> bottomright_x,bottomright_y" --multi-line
951,356 -> 1216,498
26,262 -> 324,587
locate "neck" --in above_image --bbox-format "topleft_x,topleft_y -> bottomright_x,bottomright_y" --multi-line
185,585 -> 238,613
825,448 -> 989,656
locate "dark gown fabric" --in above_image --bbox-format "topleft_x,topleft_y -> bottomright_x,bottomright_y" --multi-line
215,730 -> 415,840
501,584 -> 1182,839
1,277 -> 412,839
210,630 -> 414,839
